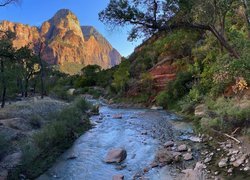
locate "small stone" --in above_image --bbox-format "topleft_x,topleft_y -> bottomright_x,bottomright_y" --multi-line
178,144 -> 188,152
214,171 -> 219,175
183,153 -> 193,161
209,137 -> 213,141
189,136 -> 202,142
112,114 -> 123,119
218,157 -> 228,168
230,156 -> 236,162
164,141 -> 174,148
188,148 -> 192,152
226,143 -> 232,148
244,167 -> 250,171
228,168 -> 233,173
150,162 -> 158,168
204,156 -> 212,163
113,174 -> 124,180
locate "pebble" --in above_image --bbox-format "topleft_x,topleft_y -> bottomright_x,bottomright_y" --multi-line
183,153 -> 193,161
228,168 -> 233,173
218,157 -> 228,168
177,144 -> 188,152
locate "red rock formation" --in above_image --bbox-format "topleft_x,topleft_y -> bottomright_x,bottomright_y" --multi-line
149,56 -> 177,91
0,9 -> 121,74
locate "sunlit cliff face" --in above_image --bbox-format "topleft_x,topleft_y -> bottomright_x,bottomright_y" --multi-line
0,9 -> 121,74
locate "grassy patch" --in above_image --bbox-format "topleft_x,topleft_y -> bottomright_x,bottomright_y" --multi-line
8,98 -> 92,179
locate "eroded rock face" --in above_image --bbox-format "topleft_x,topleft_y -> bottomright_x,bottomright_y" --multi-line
0,9 -> 121,74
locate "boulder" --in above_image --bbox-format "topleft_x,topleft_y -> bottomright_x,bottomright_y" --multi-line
164,141 -> 174,148
112,175 -> 124,180
104,148 -> 127,163
155,149 -> 174,165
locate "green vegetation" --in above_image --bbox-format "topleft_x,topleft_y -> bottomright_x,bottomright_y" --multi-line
8,98 -> 91,179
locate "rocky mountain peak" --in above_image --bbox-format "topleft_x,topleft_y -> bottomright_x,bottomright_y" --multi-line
0,9 -> 121,74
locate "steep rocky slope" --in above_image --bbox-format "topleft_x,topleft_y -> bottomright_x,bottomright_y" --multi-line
0,9 -> 121,74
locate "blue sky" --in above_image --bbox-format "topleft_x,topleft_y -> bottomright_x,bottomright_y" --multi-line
0,0 -> 142,56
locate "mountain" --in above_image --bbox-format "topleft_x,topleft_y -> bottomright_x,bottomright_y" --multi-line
0,9 -> 121,74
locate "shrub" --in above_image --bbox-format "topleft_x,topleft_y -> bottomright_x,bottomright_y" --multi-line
29,115 -> 42,129
0,133 -> 9,159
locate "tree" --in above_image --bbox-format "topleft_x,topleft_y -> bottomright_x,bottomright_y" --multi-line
99,0 -> 245,58
16,46 -> 40,97
0,31 -> 15,108
112,60 -> 130,93
0,0 -> 19,7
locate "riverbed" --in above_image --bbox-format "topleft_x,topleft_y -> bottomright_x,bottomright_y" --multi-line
38,101 -> 199,180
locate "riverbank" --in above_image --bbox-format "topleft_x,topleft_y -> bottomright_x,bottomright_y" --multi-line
0,97 -> 91,179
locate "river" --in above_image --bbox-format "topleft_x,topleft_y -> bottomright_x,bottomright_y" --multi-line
38,100 -> 198,180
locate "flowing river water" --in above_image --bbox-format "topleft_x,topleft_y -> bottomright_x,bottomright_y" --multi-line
38,100 -> 199,180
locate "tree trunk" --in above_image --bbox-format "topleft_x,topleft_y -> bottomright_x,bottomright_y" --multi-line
25,78 -> 28,97
40,59 -> 44,99
1,59 -> 6,108
167,22 -> 240,59
208,25 -> 240,59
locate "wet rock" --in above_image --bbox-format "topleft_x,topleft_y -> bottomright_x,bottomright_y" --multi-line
164,141 -> 174,148
218,157 -> 228,168
177,144 -> 188,152
155,149 -> 174,165
233,154 -> 248,167
150,162 -> 159,168
112,114 -> 123,119
151,105 -> 163,110
141,130 -> 147,135
104,148 -> 127,163
183,153 -> 193,161
189,136 -> 202,143
112,174 -> 124,180
67,155 -> 77,160
115,165 -> 127,170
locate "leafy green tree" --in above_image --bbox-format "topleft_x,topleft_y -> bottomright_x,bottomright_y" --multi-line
99,0 -> 248,58
0,31 -> 15,108
16,46 -> 40,97
112,60 -> 130,93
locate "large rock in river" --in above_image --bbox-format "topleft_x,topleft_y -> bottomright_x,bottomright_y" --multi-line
104,148 -> 127,163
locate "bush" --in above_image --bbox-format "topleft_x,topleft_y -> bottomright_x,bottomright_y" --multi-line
0,133 -> 9,159
29,115 -> 42,129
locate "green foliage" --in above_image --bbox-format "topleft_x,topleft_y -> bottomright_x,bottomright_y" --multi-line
112,60 -> 130,94
0,133 -> 9,159
29,115 -> 42,129
10,98 -> 91,179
